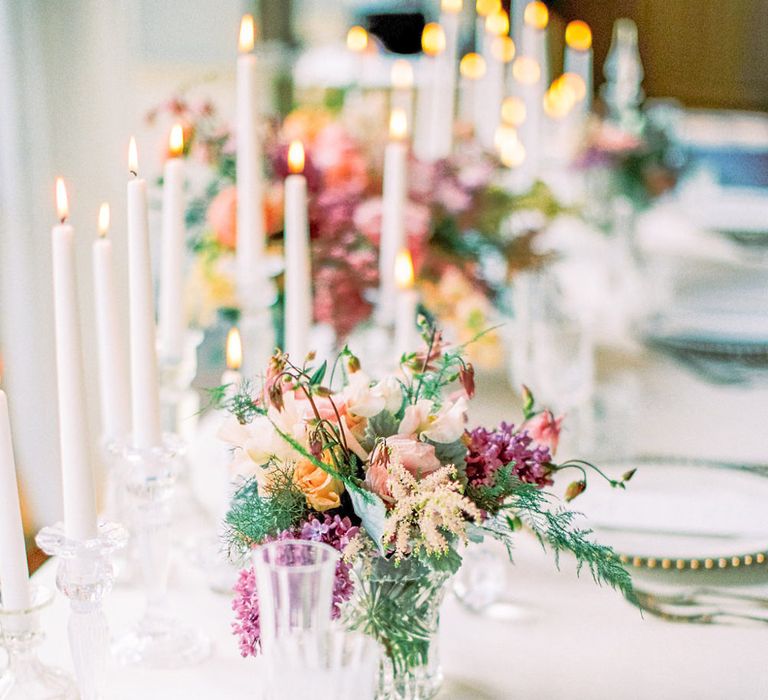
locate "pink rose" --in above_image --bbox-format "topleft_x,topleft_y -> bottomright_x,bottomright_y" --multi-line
385,435 -> 442,478
365,457 -> 393,502
524,410 -> 564,455
207,186 -> 238,249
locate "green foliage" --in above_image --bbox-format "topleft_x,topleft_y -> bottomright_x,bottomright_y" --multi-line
428,438 -> 467,481
497,482 -> 634,598
348,488 -> 388,555
360,410 -> 400,452
224,468 -> 307,554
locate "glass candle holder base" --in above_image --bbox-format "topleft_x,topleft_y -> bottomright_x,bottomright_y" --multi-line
112,619 -> 212,669
0,587 -> 77,700
115,436 -> 212,668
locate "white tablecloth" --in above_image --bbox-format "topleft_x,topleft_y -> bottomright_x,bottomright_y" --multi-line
33,351 -> 768,699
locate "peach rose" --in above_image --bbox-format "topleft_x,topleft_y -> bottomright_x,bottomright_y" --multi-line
365,457 -> 393,503
383,436 -> 442,479
292,459 -> 344,512
207,186 -> 238,249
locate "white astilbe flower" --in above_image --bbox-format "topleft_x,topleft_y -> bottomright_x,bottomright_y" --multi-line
382,459 -> 481,561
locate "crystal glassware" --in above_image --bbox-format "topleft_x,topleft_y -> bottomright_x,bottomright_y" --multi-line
0,586 -> 77,700
112,435 -> 212,668
251,539 -> 340,652
35,521 -> 128,700
263,627 -> 380,700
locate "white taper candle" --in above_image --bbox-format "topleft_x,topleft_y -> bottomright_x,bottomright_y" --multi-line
283,141 -> 312,360
126,139 -> 162,449
51,179 -> 98,540
159,124 -> 186,362
92,203 -> 130,443
0,390 -> 31,611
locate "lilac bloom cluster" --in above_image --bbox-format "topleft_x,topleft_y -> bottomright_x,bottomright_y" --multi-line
465,422 -> 554,490
231,514 -> 359,657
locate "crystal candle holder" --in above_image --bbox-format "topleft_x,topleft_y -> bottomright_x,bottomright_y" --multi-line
112,435 -> 212,668
0,586 -> 77,700
35,521 -> 128,700
159,329 -> 204,439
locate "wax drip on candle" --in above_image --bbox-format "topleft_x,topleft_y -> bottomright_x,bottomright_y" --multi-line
565,20 -> 592,51
524,1 -> 548,30
460,52 -> 487,80
422,23 -> 446,56
98,202 -> 110,238
226,327 -> 243,372
476,0 -> 501,17
391,59 -> 414,90
169,124 -> 184,158
56,178 -> 69,224
239,14 -> 255,53
389,108 -> 408,141
128,136 -> 139,178
287,141 -> 305,174
346,26 -> 368,53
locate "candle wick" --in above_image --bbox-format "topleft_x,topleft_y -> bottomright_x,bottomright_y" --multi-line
130,170 -> 137,178
60,216 -> 67,224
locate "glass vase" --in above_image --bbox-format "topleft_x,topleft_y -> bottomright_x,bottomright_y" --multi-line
344,559 -> 451,700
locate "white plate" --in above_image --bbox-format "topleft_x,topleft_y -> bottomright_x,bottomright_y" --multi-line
576,460 -> 768,561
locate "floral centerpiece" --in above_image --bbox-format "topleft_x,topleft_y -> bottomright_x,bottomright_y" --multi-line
216,319 -> 633,699
147,95 -> 562,362
576,114 -> 683,228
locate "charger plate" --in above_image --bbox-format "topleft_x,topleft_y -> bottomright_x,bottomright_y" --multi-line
575,458 -> 768,572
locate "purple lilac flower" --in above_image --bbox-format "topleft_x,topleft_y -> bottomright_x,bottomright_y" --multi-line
231,515 -> 359,657
465,422 -> 554,489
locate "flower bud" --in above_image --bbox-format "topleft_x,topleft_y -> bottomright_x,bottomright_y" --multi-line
565,480 -> 587,502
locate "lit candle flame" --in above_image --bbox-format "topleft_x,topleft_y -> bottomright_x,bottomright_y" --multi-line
565,20 -> 592,51
346,26 -> 368,53
441,0 -> 463,13
460,52 -> 487,80
169,124 -> 184,157
226,327 -> 243,371
98,202 -> 110,237
394,249 -> 414,290
543,77 -> 576,119
476,0 -> 501,17
485,9 -> 509,36
389,108 -> 408,140
491,36 -> 516,63
56,178 -> 69,223
512,56 -> 541,84
391,59 -> 414,90
500,136 -> 526,168
239,14 -> 255,53
421,23 -> 446,56
501,96 -> 527,126
524,1 -> 549,30
288,141 -> 305,174
128,136 -> 139,177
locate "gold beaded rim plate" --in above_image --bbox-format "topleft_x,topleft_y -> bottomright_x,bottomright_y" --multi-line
578,456 -> 768,573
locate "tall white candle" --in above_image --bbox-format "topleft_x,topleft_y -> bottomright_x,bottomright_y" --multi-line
378,109 -> 409,326
393,249 -> 418,363
159,124 -> 186,363
564,20 -> 593,114
510,54 -> 542,192
51,179 -> 98,540
283,141 -> 312,360
0,390 -> 31,611
236,14 -> 266,308
414,22 -> 446,163
346,25 -> 369,92
390,60 -> 415,134
92,203 -> 130,444
522,1 -> 549,84
477,9 -> 509,149
459,53 -> 487,136
436,0 -> 462,156
126,139 -> 162,449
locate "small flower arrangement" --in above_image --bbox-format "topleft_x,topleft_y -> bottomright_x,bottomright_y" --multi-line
576,114 -> 683,217
216,318 -> 633,690
147,95 -> 563,357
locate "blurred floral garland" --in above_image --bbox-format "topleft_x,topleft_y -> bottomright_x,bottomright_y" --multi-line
147,95 -> 564,359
